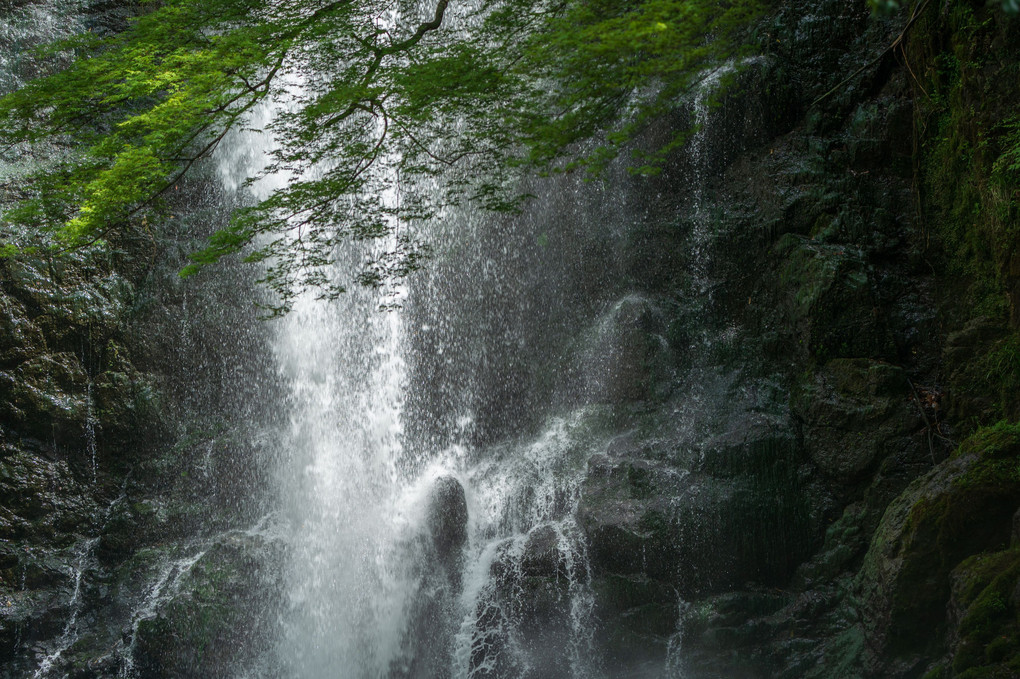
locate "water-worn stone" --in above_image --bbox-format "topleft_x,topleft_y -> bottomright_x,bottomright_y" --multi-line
468,524 -> 588,679
425,475 -> 468,564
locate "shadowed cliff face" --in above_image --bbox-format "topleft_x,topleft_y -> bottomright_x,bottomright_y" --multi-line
0,4 -> 282,672
3,1 -> 1020,678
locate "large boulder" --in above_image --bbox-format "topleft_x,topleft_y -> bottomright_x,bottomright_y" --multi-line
566,295 -> 675,405
425,475 -> 469,573
394,475 -> 470,679
856,423 -> 1020,676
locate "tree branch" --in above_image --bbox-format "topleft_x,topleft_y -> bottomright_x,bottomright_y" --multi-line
811,0 -> 934,108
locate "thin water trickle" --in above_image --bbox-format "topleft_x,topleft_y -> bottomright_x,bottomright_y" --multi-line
687,58 -> 763,299
85,381 -> 98,484
32,537 -> 98,679
119,548 -> 208,678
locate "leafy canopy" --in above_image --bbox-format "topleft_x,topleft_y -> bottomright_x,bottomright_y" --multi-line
0,0 -> 763,312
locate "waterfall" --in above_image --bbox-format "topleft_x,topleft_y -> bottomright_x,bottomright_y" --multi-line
214,66 -> 424,677
2,3 -> 763,676
209,54 -> 620,677
207,51 -> 756,679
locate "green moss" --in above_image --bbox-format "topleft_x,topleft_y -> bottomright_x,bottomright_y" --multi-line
949,546 -> 1020,676
976,336 -> 1020,420
911,2 -> 1020,325
907,423 -> 1020,533
955,420 -> 1020,460
817,626 -> 866,678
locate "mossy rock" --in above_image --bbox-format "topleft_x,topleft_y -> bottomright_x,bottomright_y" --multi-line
942,318 -> 1018,427
0,450 -> 96,541
947,547 -> 1020,678
3,257 -> 131,350
0,293 -> 46,367
857,422 -> 1020,671
774,235 -> 893,362
0,353 -> 89,442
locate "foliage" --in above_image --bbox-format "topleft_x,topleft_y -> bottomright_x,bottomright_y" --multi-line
0,0 -> 764,312
909,0 -> 1020,330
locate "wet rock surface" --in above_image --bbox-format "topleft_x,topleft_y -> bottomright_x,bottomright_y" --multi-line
0,135 -> 278,678
132,534 -> 284,679
469,524 -> 590,679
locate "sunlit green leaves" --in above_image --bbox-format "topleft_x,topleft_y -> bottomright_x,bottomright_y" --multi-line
505,0 -> 764,174
1,0 -> 766,311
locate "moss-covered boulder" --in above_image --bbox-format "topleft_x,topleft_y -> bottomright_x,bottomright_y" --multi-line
942,547 -> 1020,678
857,422 -> 1020,675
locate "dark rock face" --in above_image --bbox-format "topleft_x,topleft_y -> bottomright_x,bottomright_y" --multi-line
793,358 -> 919,482
498,2 -> 1020,678
0,248 -> 153,677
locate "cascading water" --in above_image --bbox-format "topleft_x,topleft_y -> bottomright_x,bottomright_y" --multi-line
271,261 -> 413,677
207,47 -> 756,679
1,2 -> 766,675
31,537 -> 98,679
211,58 -> 620,679
214,69 -> 425,677
686,58 -> 765,289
